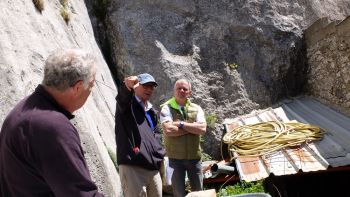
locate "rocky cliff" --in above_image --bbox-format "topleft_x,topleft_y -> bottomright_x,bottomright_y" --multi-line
1,0 -> 350,196
93,0 -> 350,158
305,16 -> 350,116
0,0 -> 121,196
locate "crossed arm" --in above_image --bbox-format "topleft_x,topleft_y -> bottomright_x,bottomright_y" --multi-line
162,121 -> 207,137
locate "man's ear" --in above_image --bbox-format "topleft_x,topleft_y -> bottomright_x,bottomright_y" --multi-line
72,80 -> 84,96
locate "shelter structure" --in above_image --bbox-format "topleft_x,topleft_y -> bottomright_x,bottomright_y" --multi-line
223,96 -> 350,196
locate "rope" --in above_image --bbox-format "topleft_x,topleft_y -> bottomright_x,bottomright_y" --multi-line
222,121 -> 324,157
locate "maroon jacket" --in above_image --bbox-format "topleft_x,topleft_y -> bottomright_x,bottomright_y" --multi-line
0,85 -> 104,197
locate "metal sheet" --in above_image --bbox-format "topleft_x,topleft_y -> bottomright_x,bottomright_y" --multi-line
224,97 -> 350,182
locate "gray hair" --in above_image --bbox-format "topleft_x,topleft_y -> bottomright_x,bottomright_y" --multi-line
174,79 -> 192,91
42,49 -> 96,91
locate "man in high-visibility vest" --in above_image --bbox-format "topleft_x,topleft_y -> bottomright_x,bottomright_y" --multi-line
160,79 -> 207,197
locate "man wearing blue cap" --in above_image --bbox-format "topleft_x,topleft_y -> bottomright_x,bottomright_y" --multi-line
115,73 -> 165,197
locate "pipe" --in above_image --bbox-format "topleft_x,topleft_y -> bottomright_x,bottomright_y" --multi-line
211,163 -> 235,174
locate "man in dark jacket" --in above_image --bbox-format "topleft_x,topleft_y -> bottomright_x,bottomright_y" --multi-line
0,49 -> 104,197
115,73 -> 165,197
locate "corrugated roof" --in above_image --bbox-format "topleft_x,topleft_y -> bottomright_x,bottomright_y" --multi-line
223,96 -> 350,182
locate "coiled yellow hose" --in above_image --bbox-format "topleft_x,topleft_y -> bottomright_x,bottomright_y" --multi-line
223,121 -> 324,157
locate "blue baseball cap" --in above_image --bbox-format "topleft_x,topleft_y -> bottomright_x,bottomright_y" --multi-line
137,73 -> 158,87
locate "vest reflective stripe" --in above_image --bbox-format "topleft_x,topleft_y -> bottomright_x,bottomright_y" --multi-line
164,102 -> 202,160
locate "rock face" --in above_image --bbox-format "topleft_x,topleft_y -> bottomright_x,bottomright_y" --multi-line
2,0 -> 350,195
0,0 -> 121,196
102,0 -> 350,158
305,16 -> 350,116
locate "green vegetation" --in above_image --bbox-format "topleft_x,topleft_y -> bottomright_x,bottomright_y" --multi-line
60,0 -> 70,23
201,152 -> 212,161
227,63 -> 239,70
33,0 -> 44,12
107,148 -> 118,171
60,7 -> 70,23
205,113 -> 217,129
200,114 -> 217,161
60,0 -> 68,7
217,180 -> 265,196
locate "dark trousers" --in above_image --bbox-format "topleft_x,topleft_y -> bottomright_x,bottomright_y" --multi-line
169,158 -> 203,197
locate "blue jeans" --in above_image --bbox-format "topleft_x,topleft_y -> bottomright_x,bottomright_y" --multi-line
169,159 -> 203,197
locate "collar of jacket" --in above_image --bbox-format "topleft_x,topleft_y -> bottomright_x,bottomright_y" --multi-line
36,85 -> 74,119
134,96 -> 153,111
161,97 -> 191,111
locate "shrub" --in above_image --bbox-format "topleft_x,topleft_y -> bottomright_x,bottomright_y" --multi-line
60,7 -> 70,24
202,152 -> 212,161
218,180 -> 265,196
225,62 -> 239,70
59,0 -> 70,24
32,0 -> 44,12
228,63 -> 239,69
107,148 -> 118,171
206,113 -> 217,129
60,0 -> 68,7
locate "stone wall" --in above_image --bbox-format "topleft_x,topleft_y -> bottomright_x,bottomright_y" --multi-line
305,16 -> 350,116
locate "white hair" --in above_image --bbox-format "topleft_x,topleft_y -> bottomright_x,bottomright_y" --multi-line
174,79 -> 192,91
42,49 -> 96,91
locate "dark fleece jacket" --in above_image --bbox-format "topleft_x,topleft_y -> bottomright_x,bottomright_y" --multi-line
115,84 -> 165,170
0,85 -> 103,197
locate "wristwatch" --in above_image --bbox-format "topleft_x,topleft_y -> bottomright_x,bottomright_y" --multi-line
179,121 -> 185,129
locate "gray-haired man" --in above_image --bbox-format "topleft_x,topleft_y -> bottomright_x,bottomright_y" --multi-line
0,49 -> 104,197
160,79 -> 207,197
